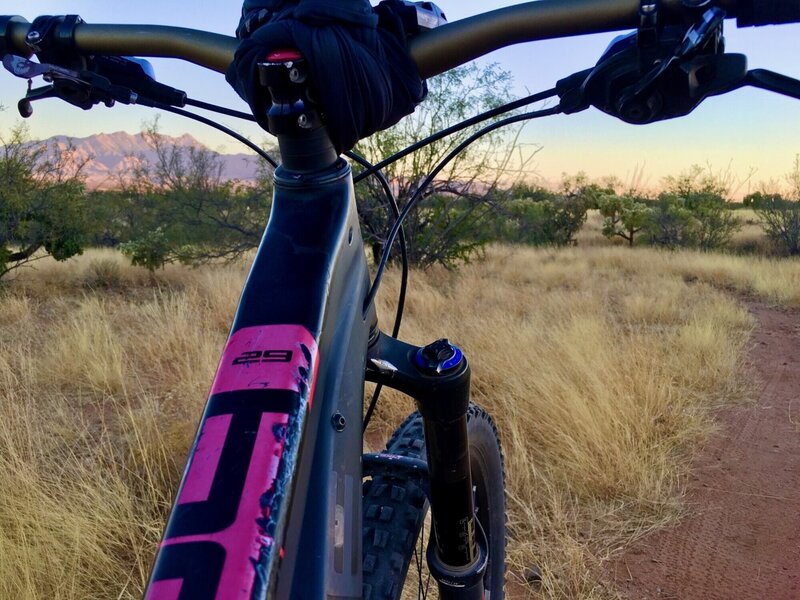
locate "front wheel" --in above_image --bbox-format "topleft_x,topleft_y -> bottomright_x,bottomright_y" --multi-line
362,404 -> 506,599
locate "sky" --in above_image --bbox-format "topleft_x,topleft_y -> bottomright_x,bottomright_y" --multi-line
1,1 -> 799,193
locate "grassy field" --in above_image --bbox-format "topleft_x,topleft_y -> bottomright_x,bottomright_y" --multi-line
1,244 -> 800,598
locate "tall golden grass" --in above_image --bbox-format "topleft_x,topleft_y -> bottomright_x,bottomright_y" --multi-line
1,245 -> 798,598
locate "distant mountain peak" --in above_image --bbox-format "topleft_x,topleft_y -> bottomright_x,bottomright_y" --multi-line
38,131 -> 261,190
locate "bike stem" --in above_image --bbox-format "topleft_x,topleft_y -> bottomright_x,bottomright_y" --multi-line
259,52 -> 338,173
367,332 -> 488,600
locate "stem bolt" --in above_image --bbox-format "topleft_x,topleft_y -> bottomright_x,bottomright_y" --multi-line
332,412 -> 346,432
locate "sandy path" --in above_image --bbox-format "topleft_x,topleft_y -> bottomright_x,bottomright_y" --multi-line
608,301 -> 800,600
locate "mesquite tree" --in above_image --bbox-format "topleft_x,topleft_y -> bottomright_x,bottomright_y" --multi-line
0,125 -> 89,279
598,195 -> 652,246
354,63 -> 538,268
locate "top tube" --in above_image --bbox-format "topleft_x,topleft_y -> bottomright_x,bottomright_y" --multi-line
2,0 -> 742,78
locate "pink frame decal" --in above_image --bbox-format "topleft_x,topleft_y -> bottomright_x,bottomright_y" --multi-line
150,323 -> 320,597
210,325 -> 318,395
178,414 -> 233,505
162,412 -> 290,600
146,578 -> 183,600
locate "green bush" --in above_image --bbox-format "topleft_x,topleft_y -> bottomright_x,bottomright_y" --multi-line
756,197 -> 800,255
645,166 -> 740,250
100,122 -> 274,271
120,228 -> 174,272
644,195 -> 699,249
0,125 -> 89,279
751,157 -> 800,255
598,194 -> 652,246
494,184 -> 588,246
355,63 -> 528,268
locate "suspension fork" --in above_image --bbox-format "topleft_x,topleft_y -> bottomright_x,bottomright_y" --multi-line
366,331 -> 488,599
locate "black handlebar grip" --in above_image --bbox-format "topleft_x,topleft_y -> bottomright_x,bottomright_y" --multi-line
737,0 -> 800,26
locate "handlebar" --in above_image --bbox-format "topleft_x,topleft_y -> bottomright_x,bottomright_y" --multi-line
0,20 -> 237,73
2,0 -> 797,80
410,0 -> 736,77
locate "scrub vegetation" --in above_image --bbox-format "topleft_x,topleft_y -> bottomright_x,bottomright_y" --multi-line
3,245 -> 800,598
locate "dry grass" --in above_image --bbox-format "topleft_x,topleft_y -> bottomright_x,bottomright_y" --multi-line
0,250 -> 246,599
2,244 -> 799,598
574,210 -> 609,247
369,246 -> 760,598
729,209 -> 774,255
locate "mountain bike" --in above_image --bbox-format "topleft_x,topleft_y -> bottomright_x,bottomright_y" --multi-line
1,0 -> 798,598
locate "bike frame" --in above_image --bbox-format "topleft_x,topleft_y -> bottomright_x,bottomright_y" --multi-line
148,158 -> 375,599
148,46 -> 486,599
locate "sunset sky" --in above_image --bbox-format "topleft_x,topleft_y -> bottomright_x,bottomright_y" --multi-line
0,1 -> 798,193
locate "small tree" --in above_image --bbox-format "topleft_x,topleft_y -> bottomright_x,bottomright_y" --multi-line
0,125 -> 89,279
660,165 -> 740,250
645,195 -> 699,249
755,157 -> 800,255
354,63 -> 538,268
598,194 -> 652,246
112,122 -> 274,271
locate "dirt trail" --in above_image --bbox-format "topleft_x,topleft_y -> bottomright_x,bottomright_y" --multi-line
608,301 -> 800,600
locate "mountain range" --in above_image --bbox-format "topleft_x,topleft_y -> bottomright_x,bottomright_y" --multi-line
44,131 -> 262,190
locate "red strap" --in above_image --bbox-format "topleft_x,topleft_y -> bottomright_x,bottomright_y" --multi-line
265,48 -> 303,62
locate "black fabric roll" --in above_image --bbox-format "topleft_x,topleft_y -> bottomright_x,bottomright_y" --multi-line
227,0 -> 427,154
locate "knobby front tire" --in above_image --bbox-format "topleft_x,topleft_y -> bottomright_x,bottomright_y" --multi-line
362,404 -> 506,599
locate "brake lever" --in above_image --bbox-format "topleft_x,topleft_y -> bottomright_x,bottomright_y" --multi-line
3,54 -> 81,83
4,53 -> 188,118
16,84 -> 58,118
4,54 -> 141,117
622,7 -> 726,109
743,69 -> 800,100
556,5 -> 753,125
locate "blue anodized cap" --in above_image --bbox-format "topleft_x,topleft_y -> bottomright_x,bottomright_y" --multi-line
414,338 -> 463,374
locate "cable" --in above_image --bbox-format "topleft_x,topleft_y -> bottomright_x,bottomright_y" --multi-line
345,150 -> 409,339
352,87 -> 557,184
154,103 -> 279,168
358,97 -> 561,431
345,150 -> 410,432
363,105 -> 563,313
185,97 -> 259,122
151,90 -> 559,431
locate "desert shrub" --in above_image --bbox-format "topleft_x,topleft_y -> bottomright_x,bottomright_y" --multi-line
354,63 -> 533,268
106,122 -> 274,271
120,228 -> 175,272
756,196 -> 800,255
645,195 -> 699,248
664,165 -> 741,250
690,196 -> 741,250
754,158 -> 800,255
0,125 -> 89,279
598,194 -> 652,246
495,183 -> 588,246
